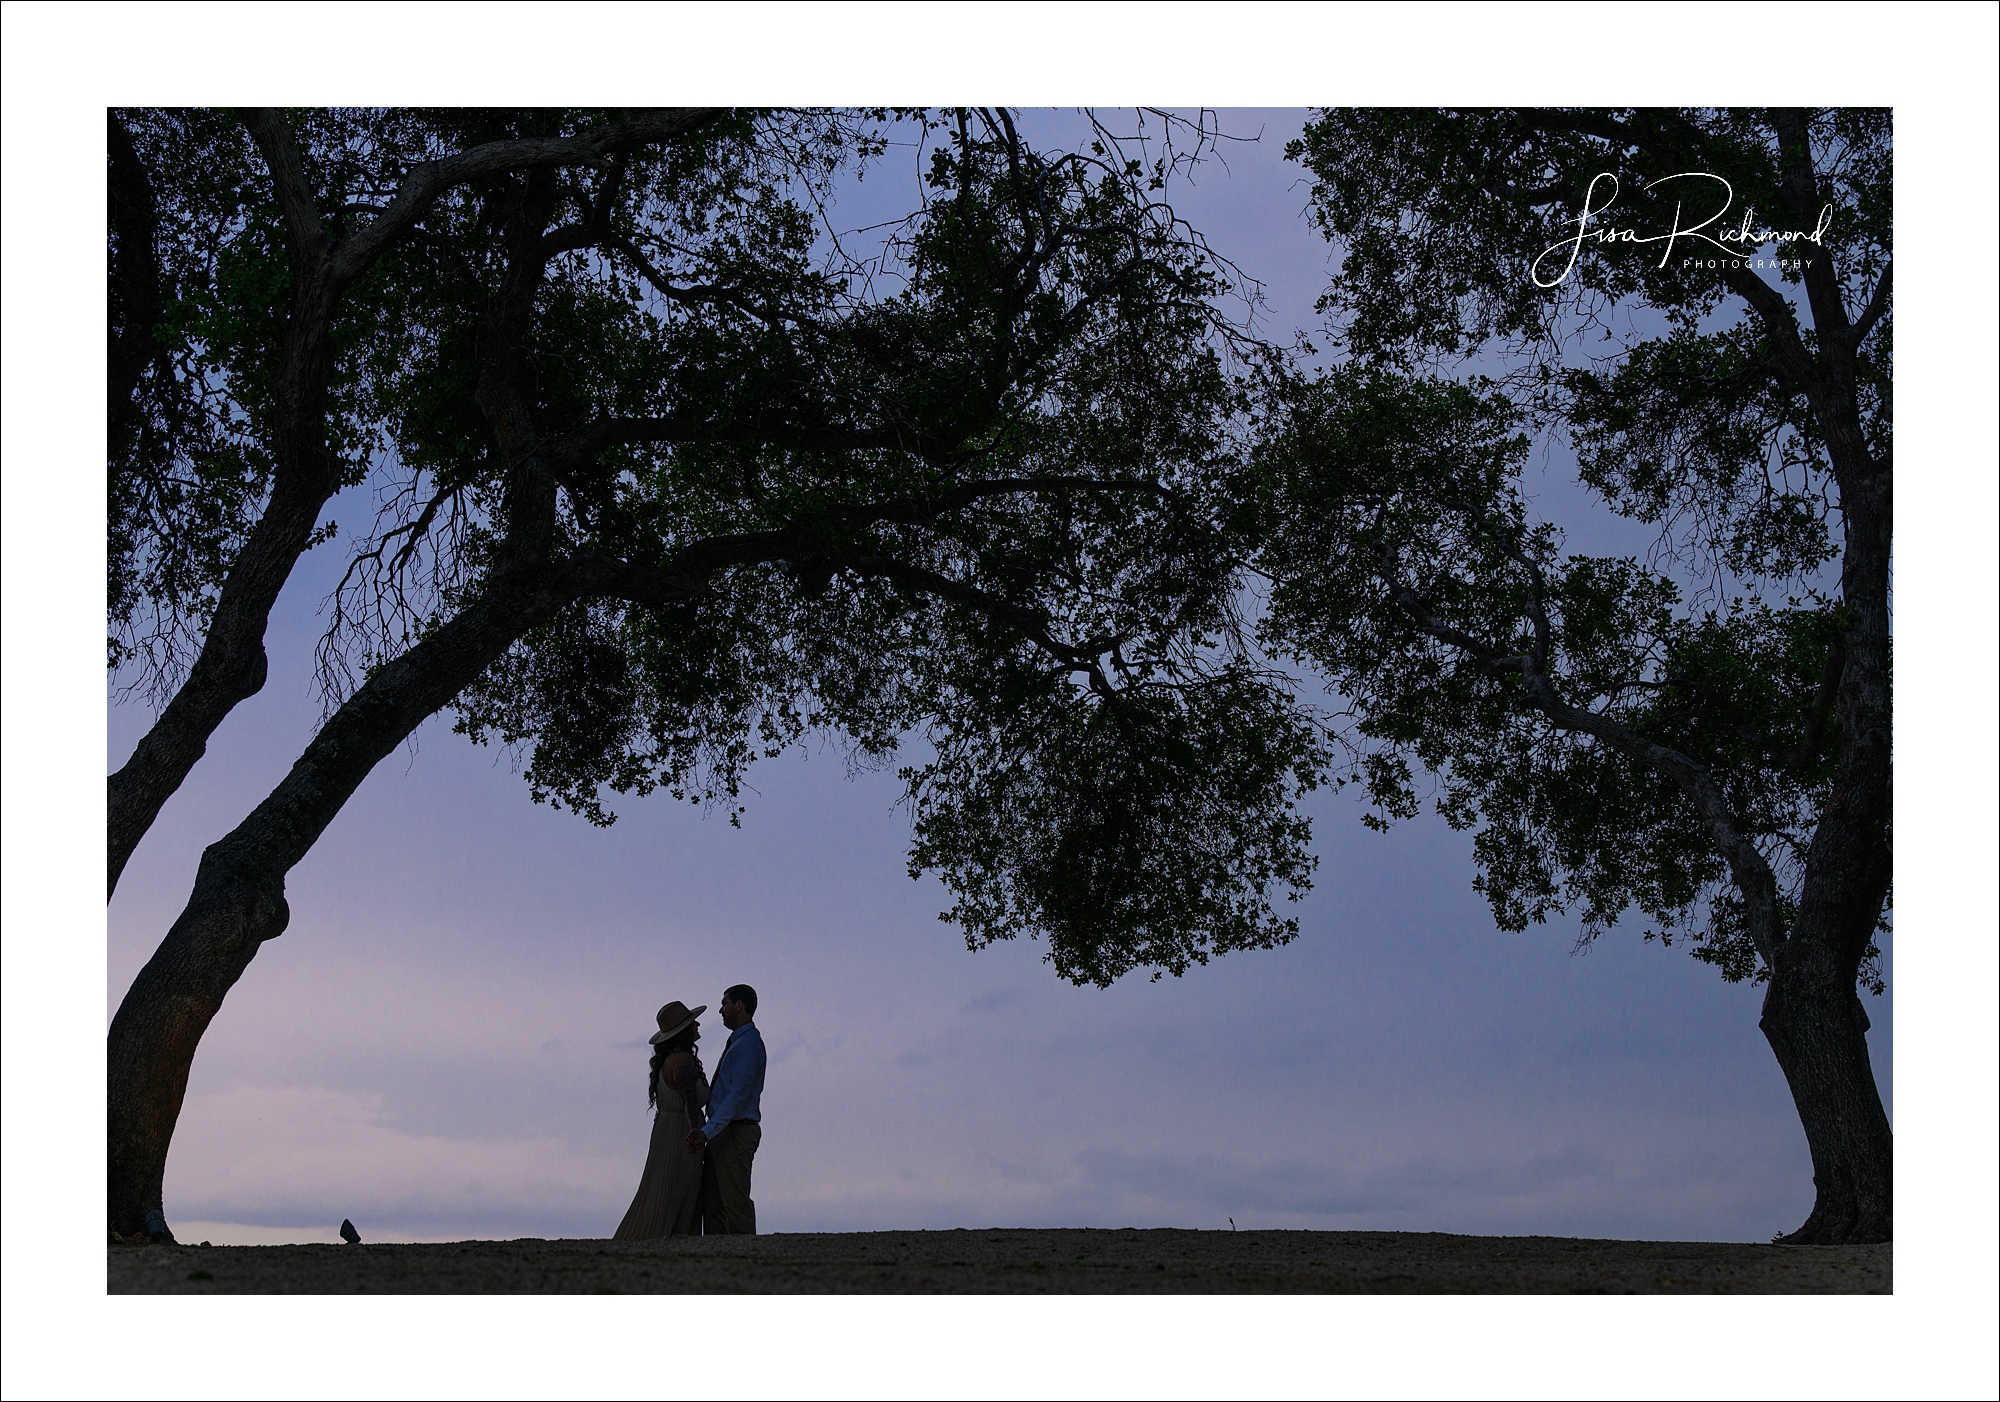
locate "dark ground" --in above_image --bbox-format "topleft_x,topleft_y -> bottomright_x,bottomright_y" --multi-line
108,1228 -> 1891,1294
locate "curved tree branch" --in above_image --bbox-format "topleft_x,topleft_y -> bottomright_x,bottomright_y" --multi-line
1849,264 -> 1891,350
240,109 -> 327,269
109,109 -> 733,897
330,109 -> 729,287
1378,546 -> 1786,969
1769,109 -> 1853,344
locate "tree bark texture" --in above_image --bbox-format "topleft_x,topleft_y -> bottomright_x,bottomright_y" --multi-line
1767,465 -> 1892,1243
1759,934 -> 1893,1244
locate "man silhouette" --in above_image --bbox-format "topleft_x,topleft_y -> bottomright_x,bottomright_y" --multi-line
687,983 -> 765,1234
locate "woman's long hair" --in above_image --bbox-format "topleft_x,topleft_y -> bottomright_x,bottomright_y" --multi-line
647,1025 -> 699,1108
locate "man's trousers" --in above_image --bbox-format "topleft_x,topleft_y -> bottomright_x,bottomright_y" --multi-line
700,1120 -> 761,1235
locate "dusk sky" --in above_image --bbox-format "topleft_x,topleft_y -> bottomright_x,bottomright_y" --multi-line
0,7 -> 1988,1399
104,108 -> 1895,1248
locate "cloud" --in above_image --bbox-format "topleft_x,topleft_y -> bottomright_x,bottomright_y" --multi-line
166,1085 -> 637,1239
1068,1142 -> 1619,1220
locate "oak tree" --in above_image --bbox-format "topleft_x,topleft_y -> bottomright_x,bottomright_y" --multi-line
1247,108 -> 1891,1243
106,108 -> 1323,1237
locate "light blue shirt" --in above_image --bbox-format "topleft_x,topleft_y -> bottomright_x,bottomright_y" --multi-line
703,1021 -> 765,1140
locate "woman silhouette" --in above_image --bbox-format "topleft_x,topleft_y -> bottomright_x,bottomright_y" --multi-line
612,1001 -> 710,1239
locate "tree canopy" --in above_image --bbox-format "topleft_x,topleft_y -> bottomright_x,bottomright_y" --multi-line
110,107 -> 1324,979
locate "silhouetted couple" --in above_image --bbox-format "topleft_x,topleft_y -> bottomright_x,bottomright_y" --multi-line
612,984 -> 765,1239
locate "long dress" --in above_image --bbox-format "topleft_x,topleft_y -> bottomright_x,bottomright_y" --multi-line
612,1052 -> 709,1239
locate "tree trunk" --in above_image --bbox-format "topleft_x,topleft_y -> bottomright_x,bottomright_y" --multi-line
107,293 -> 343,900
107,112 -> 162,456
1759,934 -> 1893,1244
1761,374 -> 1892,1244
1755,461 -> 1893,1247
107,848 -> 290,1237
108,585 -> 274,895
106,563 -> 581,1235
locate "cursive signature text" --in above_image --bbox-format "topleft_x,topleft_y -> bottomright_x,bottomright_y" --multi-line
1532,173 -> 1834,288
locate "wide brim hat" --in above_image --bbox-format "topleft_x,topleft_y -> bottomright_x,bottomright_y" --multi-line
648,1001 -> 706,1044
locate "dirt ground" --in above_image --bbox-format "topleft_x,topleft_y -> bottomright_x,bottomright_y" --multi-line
109,1228 -> 1890,1294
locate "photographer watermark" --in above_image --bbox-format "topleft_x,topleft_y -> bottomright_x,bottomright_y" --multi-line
1533,172 -> 1831,287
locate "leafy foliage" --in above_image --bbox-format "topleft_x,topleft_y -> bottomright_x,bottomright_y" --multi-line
114,108 -> 1325,986
1289,109 -> 1890,577
109,108 -> 281,684
1251,108 -> 1891,990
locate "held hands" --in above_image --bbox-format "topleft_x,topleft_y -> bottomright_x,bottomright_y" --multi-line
685,1127 -> 707,1154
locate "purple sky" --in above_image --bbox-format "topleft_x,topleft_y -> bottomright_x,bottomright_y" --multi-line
106,109 -> 1894,1247
0,8 -> 1985,1397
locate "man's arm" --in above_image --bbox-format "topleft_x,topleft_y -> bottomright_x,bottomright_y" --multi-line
686,1043 -> 730,1152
